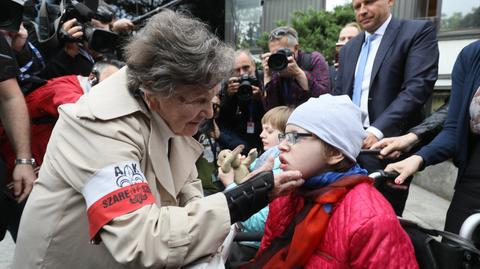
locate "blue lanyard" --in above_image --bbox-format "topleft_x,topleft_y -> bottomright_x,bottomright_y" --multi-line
19,42 -> 45,81
78,47 -> 95,64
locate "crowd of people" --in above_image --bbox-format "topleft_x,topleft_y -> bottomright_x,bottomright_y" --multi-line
0,0 -> 479,268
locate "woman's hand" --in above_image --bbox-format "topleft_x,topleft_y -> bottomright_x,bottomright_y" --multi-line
249,157 -> 303,200
269,170 -> 304,200
384,155 -> 424,184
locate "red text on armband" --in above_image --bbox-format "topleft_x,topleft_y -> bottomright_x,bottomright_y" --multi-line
82,161 -> 155,239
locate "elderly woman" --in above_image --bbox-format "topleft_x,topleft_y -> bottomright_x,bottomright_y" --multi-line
12,10 -> 303,269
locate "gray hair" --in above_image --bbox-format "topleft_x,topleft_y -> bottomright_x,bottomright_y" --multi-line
234,49 -> 255,66
124,9 -> 234,96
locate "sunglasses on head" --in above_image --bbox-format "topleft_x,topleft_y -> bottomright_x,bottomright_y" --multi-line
269,29 -> 295,41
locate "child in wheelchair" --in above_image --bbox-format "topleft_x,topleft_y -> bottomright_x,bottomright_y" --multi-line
241,95 -> 418,268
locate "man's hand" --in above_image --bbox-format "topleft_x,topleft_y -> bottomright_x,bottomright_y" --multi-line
278,56 -> 302,78
226,77 -> 239,96
371,132 -> 420,159
9,24 -> 28,52
251,85 -> 262,100
362,132 -> 379,149
384,155 -> 423,184
111,18 -> 134,33
62,19 -> 83,57
278,56 -> 308,90
261,52 -> 272,85
12,164 -> 37,203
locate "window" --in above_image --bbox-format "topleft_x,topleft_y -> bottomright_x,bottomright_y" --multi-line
232,0 -> 262,49
439,0 -> 480,32
416,0 -> 439,21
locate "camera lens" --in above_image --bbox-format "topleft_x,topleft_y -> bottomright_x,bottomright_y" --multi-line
86,28 -> 118,53
268,48 -> 292,71
268,54 -> 288,71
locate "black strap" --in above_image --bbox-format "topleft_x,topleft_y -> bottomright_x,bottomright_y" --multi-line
299,52 -> 313,71
224,171 -> 274,224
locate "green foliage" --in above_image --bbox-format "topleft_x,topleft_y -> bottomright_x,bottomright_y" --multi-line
256,4 -> 355,64
441,6 -> 480,32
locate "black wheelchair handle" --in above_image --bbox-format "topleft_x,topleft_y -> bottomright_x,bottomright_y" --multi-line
359,149 -> 382,155
369,170 -> 400,181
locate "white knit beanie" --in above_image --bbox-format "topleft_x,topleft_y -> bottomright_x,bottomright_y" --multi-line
287,94 -> 366,161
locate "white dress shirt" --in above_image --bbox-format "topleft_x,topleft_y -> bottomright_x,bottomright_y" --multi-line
354,14 -> 392,140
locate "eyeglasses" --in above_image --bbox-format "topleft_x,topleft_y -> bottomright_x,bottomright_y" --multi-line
269,28 -> 296,41
278,132 -> 314,145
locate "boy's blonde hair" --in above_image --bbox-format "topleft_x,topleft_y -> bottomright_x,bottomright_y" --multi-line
261,106 -> 294,132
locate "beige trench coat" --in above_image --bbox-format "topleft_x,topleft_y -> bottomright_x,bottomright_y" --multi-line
13,68 -> 231,269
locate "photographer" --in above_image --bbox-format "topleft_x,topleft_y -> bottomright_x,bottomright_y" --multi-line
217,49 -> 265,154
32,0 -> 120,80
262,26 -> 330,110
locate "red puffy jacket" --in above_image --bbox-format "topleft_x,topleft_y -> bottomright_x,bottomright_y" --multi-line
260,182 -> 419,269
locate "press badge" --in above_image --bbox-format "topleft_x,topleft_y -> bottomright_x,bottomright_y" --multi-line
247,121 -> 255,134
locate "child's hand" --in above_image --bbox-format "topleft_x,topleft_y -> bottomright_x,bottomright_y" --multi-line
218,167 -> 234,187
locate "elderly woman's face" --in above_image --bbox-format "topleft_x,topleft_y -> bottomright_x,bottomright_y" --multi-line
146,84 -> 221,136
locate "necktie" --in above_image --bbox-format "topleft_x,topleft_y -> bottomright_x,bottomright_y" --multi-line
352,34 -> 378,106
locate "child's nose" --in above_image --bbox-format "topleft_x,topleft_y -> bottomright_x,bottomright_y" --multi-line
278,140 -> 290,152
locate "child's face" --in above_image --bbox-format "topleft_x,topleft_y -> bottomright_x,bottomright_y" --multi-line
278,124 -> 329,179
259,123 -> 282,151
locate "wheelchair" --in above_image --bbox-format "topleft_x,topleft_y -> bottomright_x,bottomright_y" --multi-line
370,170 -> 480,269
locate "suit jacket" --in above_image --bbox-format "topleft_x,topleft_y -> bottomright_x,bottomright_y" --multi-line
334,18 -> 439,138
13,68 -> 231,268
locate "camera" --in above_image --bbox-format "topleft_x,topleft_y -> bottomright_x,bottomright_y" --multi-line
268,48 -> 293,71
0,0 -> 23,32
59,0 -> 118,53
237,74 -> 259,102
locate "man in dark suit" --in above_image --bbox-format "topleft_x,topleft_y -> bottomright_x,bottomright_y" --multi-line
333,0 -> 439,215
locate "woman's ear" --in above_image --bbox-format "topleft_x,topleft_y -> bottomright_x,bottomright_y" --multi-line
326,148 -> 345,166
143,92 -> 158,110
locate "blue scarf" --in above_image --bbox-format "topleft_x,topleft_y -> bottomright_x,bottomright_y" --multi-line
301,163 -> 368,213
302,163 -> 368,189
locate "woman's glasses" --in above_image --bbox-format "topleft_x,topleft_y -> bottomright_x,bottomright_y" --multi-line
278,132 -> 314,145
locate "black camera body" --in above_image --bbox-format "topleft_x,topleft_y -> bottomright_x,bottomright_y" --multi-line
268,48 -> 293,71
0,0 -> 23,32
237,74 -> 259,102
59,0 -> 118,53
